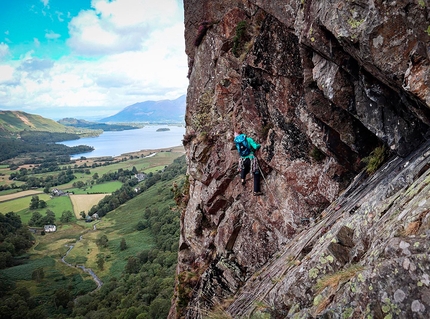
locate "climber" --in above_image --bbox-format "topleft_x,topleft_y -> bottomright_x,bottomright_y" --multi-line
234,130 -> 263,196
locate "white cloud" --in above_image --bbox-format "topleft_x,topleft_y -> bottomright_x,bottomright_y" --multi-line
41,0 -> 49,7
34,38 -> 41,47
0,36 -> 187,109
0,0 -> 188,117
55,11 -> 65,22
68,11 -> 123,55
0,65 -> 14,83
18,58 -> 54,72
68,0 -> 181,55
45,30 -> 61,40
92,0 -> 178,29
0,43 -> 10,60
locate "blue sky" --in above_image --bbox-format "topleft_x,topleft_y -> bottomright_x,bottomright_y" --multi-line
0,0 -> 187,119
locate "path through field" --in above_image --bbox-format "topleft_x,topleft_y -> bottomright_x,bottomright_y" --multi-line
61,225 -> 103,290
70,194 -> 109,217
0,190 -> 42,202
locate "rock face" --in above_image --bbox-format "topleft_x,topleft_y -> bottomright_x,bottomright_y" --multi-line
170,0 -> 430,318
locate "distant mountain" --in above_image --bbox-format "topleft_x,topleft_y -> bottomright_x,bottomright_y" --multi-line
99,95 -> 186,123
0,110 -> 69,137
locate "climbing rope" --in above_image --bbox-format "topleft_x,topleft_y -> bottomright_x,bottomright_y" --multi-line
255,156 -> 295,228
255,156 -> 280,206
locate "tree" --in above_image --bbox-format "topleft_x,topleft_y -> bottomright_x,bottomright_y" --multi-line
73,181 -> 85,189
60,210 -> 74,223
125,256 -> 140,274
54,288 -> 71,309
32,268 -> 44,282
15,287 -> 30,301
43,185 -> 50,194
92,173 -> 99,180
123,306 -> 139,319
96,254 -> 104,270
40,210 -> 56,225
136,221 -> 146,231
120,238 -> 127,251
96,235 -> 109,248
0,251 -> 13,269
28,211 -> 43,227
148,298 -> 171,319
29,195 -> 39,210
80,211 -> 86,219
3,212 -> 22,229
38,200 -> 47,209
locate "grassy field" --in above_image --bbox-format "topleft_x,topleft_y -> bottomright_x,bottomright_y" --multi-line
0,148 -> 183,263
0,147 -> 184,218
0,193 -> 49,216
0,189 -> 42,202
69,176 -> 179,280
0,166 -> 25,187
6,171 -> 180,286
0,193 -> 75,224
0,146 -> 184,190
47,196 -> 74,216
67,181 -> 122,194
55,148 -> 183,190
0,188 -> 22,196
0,166 -> 11,185
1,222 -> 97,300
70,194 -> 109,218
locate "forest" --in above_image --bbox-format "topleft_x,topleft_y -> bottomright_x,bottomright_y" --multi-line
0,135 -> 93,162
60,121 -> 141,132
0,212 -> 34,269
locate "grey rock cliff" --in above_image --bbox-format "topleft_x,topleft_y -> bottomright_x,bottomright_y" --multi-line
170,0 -> 430,318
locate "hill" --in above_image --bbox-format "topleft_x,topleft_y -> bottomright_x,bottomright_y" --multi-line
0,111 -> 97,162
0,110 -> 70,136
58,118 -> 142,131
99,95 -> 186,123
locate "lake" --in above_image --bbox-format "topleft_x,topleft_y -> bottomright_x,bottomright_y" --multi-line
61,125 -> 185,159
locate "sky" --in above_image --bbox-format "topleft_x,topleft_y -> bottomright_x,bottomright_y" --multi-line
0,0 -> 188,120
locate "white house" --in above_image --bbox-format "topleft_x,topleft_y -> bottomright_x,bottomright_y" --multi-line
44,225 -> 57,233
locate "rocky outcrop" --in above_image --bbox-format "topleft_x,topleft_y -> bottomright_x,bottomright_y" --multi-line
171,0 -> 430,318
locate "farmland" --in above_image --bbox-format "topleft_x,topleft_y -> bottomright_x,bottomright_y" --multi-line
0,146 -> 186,318
0,189 -> 42,202
70,194 -> 108,218
0,146 -> 184,219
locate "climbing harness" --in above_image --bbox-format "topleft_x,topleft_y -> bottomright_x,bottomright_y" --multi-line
239,157 -> 258,173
